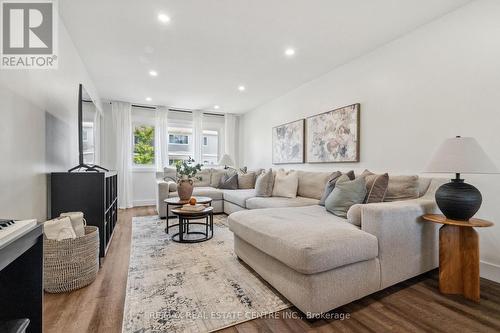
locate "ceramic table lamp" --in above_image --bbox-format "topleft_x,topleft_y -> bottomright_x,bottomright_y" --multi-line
425,136 -> 498,221
218,154 -> 235,169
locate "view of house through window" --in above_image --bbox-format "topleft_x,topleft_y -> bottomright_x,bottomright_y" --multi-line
82,122 -> 95,164
202,130 -> 219,165
133,125 -> 155,165
168,127 -> 193,165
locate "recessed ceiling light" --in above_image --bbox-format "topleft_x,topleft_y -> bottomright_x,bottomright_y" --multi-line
285,48 -> 295,57
158,13 -> 170,23
213,105 -> 220,110
145,97 -> 152,102
238,85 -> 246,92
149,70 -> 158,77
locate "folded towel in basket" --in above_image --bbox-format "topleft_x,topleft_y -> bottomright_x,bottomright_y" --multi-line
43,217 -> 77,241
60,212 -> 86,237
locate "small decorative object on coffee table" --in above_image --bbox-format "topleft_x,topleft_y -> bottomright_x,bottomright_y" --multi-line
164,196 -> 212,231
170,157 -> 203,201
171,206 -> 214,243
422,214 -> 493,302
425,136 -> 498,221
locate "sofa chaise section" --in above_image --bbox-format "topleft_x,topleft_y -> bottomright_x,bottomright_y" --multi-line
229,197 -> 440,315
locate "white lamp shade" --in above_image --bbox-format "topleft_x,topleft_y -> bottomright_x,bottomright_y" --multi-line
218,154 -> 234,167
425,137 -> 498,174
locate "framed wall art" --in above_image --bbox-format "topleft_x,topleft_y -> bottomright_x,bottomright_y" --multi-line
272,119 -> 305,164
306,103 -> 360,163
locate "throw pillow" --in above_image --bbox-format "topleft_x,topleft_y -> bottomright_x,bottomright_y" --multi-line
318,171 -> 342,206
238,171 -> 257,189
361,170 -> 389,203
210,169 -> 226,188
272,170 -> 299,198
318,170 -> 355,206
324,175 -> 367,218
218,173 -> 238,190
255,169 -> 274,197
384,175 -> 419,201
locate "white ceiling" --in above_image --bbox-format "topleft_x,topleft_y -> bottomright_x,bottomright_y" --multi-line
60,0 -> 471,114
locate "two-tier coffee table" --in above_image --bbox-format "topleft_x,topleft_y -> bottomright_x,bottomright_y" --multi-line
170,206 -> 214,243
164,196 -> 213,233
422,214 -> 494,302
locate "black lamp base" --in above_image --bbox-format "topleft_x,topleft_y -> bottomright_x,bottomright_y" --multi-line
435,174 -> 482,221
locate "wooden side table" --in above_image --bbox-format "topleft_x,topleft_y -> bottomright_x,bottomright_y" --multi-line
422,214 -> 493,302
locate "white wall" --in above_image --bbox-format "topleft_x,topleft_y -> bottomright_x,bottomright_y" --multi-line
0,20 -> 101,221
240,0 -> 500,281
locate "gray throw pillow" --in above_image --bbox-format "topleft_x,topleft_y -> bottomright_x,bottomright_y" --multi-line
218,173 -> 238,190
318,170 -> 354,206
255,169 -> 274,197
325,175 -> 367,218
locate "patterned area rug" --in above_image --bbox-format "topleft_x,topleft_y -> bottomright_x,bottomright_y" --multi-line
122,215 -> 290,333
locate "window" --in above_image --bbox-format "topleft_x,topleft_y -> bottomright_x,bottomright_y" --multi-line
168,126 -> 193,165
169,134 -> 189,145
201,130 -> 219,165
201,113 -> 224,166
82,122 -> 94,164
133,125 -> 155,165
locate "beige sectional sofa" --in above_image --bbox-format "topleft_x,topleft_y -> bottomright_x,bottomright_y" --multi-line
156,167 -> 445,316
156,168 -> 328,218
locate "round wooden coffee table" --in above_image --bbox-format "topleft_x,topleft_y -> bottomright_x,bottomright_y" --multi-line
170,206 -> 214,243
422,214 -> 494,302
164,196 -> 213,233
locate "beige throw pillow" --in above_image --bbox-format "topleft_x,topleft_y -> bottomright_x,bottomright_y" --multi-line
238,172 -> 257,189
272,170 -> 299,198
255,169 -> 274,197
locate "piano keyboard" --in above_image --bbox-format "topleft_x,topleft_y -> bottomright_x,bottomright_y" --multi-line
0,219 -> 37,248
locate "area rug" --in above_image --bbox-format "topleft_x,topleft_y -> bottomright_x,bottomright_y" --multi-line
122,215 -> 290,333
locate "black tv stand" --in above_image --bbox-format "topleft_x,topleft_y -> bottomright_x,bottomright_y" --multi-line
68,164 -> 109,173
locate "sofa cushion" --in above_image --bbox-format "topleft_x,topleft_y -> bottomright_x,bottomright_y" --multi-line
223,189 -> 256,208
228,205 -> 378,274
169,187 -> 223,200
297,171 -> 335,200
384,175 -> 419,202
192,169 -> 212,187
255,169 -> 274,197
272,170 -> 299,198
245,196 -> 318,210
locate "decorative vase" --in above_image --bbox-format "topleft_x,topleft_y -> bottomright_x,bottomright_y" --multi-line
177,179 -> 194,201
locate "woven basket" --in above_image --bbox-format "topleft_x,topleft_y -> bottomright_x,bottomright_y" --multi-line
43,226 -> 99,293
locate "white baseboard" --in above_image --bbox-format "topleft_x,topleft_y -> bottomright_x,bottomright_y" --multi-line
133,199 -> 156,207
481,261 -> 500,283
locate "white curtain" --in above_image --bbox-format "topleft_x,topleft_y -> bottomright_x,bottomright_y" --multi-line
111,101 -> 133,208
193,110 -> 203,163
225,113 -> 238,167
155,106 -> 169,171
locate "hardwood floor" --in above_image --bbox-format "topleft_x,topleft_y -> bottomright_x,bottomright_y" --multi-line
43,207 -> 500,333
